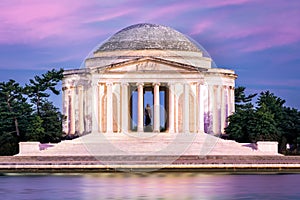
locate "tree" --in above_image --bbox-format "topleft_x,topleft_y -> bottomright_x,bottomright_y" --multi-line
226,87 -> 257,142
39,101 -> 63,143
226,88 -> 300,154
0,80 -> 32,155
25,115 -> 45,142
234,86 -> 257,111
0,80 -> 28,137
280,107 -> 300,153
248,105 -> 279,142
226,89 -> 282,143
226,106 -> 255,142
25,69 -> 63,115
0,69 -> 64,155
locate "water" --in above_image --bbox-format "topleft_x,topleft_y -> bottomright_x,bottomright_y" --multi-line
0,173 -> 300,200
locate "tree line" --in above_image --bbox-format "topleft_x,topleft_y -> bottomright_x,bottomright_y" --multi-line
0,69 -> 64,155
225,86 -> 300,154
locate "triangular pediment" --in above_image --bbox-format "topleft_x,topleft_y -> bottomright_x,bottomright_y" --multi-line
91,57 -> 207,73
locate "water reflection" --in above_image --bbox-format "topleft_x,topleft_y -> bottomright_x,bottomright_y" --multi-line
0,173 -> 300,200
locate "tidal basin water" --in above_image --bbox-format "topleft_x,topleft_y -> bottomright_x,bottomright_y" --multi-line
1,173 -> 300,200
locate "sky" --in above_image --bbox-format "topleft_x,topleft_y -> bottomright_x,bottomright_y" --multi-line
0,0 -> 299,109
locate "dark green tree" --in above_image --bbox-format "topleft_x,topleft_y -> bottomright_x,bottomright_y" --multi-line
256,91 -> 287,150
25,68 -> 63,115
248,104 -> 279,142
39,100 -> 63,143
0,80 -> 30,137
234,86 -> 257,111
226,89 -> 283,143
0,69 -> 64,155
226,88 -> 300,154
226,106 -> 255,142
0,80 -> 32,155
25,115 -> 45,142
280,107 -> 300,153
226,86 -> 257,142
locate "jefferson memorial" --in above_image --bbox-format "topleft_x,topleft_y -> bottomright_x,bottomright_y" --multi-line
62,23 -> 236,136
18,23 -> 280,156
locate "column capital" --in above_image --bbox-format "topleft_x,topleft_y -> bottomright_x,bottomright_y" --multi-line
121,82 -> 129,86
136,82 -> 144,87
106,82 -> 113,86
152,82 -> 161,86
97,82 -> 103,86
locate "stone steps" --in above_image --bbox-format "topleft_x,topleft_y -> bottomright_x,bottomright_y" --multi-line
32,133 -> 279,156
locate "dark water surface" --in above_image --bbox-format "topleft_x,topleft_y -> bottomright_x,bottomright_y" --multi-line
0,173 -> 299,200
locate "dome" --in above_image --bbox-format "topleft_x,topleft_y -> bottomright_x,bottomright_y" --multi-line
85,23 -> 212,69
95,23 -> 201,53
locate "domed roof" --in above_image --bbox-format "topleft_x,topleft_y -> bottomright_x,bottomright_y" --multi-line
95,23 -> 201,53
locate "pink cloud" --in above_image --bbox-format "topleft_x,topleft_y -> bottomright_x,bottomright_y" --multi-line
205,4 -> 300,53
201,0 -> 253,8
0,0 -> 132,45
141,0 -> 253,21
190,21 -> 213,35
84,8 -> 137,23
241,30 -> 299,52
142,3 -> 194,21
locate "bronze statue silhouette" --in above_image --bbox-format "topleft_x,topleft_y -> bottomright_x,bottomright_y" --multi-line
145,104 -> 152,126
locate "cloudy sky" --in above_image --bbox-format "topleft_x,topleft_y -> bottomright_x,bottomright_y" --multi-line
0,0 -> 299,109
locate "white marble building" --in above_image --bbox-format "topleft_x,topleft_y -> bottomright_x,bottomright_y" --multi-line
62,23 -> 236,136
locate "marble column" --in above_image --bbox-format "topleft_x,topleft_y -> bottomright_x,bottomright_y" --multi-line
106,82 -> 113,133
183,83 -> 190,133
213,85 -> 221,134
220,86 -> 227,134
175,84 -> 179,133
225,86 -> 230,117
115,84 -> 121,133
97,83 -> 104,133
168,83 -> 175,133
121,83 -> 129,133
208,85 -> 214,133
92,83 -> 99,133
197,82 -> 205,133
85,84 -> 92,133
62,86 -> 69,134
137,82 -> 144,132
69,86 -> 75,135
78,85 -> 84,134
203,84 -> 209,133
230,86 -> 235,114
153,82 -> 160,132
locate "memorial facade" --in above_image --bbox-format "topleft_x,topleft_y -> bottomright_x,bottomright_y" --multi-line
62,23 -> 236,135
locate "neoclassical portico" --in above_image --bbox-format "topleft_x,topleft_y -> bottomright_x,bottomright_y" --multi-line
62,23 -> 236,136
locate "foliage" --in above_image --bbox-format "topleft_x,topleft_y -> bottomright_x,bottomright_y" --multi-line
25,68 -> 63,115
39,101 -> 63,143
0,69 -> 64,156
226,87 -> 300,154
234,86 -> 257,111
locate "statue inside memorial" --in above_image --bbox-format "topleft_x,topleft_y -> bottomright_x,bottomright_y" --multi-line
145,104 -> 151,131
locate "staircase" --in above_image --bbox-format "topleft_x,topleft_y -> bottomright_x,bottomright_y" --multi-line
36,133 -> 279,156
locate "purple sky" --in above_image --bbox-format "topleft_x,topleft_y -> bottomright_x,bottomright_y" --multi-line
0,0 -> 299,109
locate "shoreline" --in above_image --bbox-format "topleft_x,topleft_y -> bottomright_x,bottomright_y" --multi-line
1,155 -> 300,173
